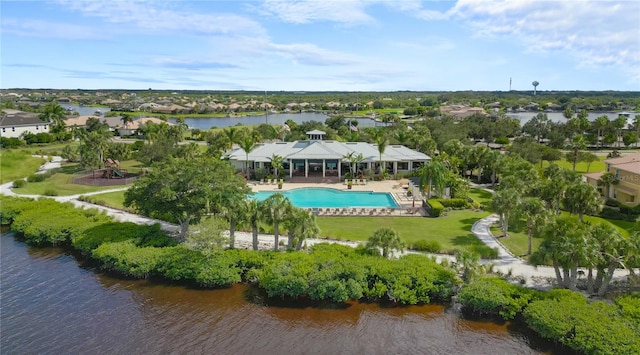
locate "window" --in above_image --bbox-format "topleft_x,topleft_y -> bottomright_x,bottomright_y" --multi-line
1,128 -> 4,133
397,162 -> 409,170
36,126 -> 39,130
12,127 -> 15,132
629,195 -> 635,203
615,169 -> 620,179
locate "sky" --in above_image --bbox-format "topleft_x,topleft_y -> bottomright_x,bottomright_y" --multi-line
1,0 -> 639,91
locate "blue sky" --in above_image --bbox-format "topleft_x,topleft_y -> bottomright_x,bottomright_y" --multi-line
2,0 -> 639,91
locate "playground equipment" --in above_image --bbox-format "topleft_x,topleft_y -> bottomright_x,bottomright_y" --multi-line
101,158 -> 128,179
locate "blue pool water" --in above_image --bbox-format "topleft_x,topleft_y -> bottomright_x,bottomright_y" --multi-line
252,188 -> 399,208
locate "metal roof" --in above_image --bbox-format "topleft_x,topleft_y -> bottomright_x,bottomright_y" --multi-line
224,140 -> 431,163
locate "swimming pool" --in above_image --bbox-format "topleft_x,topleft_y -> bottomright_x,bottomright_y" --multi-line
252,188 -> 400,208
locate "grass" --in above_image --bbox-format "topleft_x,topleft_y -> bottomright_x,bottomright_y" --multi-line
468,188 -> 493,206
0,151 -> 45,183
80,190 -> 129,211
13,162 -> 134,196
15,142 -> 80,156
315,210 -> 490,252
492,212 -> 634,258
541,156 -> 607,174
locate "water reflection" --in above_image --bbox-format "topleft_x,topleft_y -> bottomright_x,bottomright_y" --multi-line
1,233 -> 563,354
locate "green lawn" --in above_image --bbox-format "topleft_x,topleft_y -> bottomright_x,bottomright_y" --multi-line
468,188 -> 493,206
541,156 -> 606,174
0,151 -> 45,183
80,190 -> 129,211
13,162 -> 134,196
16,142 -> 80,156
492,212 -> 634,258
316,210 -> 490,252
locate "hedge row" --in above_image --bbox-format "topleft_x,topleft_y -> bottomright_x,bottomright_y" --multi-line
1,196 -> 458,304
458,278 -> 640,355
426,199 -> 444,217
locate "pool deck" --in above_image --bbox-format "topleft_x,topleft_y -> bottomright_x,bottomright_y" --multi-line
249,179 -> 427,217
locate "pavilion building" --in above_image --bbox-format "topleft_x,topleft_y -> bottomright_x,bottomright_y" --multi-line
224,130 -> 431,179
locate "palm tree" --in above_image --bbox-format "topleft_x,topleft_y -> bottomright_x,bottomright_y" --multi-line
569,134 -> 587,171
39,101 -> 66,136
375,134 -> 388,178
285,208 -> 320,251
612,115 -> 627,148
593,115 -> 610,149
417,161 -> 448,199
238,135 -> 256,177
269,154 -> 284,180
246,199 -> 263,250
454,249 -> 481,282
366,228 -> 404,258
563,182 -> 602,222
263,193 -> 292,251
283,207 -> 307,249
223,127 -> 240,150
120,113 -> 133,130
597,172 -> 619,199
490,188 -> 521,237
589,223 -> 625,296
220,194 -> 248,249
473,145 -> 491,183
519,197 -> 549,255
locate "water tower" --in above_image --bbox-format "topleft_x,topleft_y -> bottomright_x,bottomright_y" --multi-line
532,81 -> 539,96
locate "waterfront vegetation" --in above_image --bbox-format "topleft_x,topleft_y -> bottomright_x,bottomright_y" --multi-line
2,195 -> 638,354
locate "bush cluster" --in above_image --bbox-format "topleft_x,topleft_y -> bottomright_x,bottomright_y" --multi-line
426,199 -> 444,217
410,240 -> 442,253
12,180 -> 27,188
433,198 -> 468,209
2,197 -> 457,304
458,278 -> 640,354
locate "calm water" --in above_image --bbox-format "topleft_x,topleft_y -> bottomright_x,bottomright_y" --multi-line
169,113 -> 387,130
252,188 -> 400,208
508,111 -> 637,125
1,233 -> 562,354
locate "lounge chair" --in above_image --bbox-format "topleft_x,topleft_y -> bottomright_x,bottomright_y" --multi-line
344,179 -> 349,185
358,179 -> 364,185
351,179 -> 357,186
362,179 -> 367,185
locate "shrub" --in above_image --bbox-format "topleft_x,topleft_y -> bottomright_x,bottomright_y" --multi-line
524,292 -> 640,354
434,198 -> 468,209
411,240 -> 442,253
27,173 -> 46,182
427,199 -> 444,217
468,244 -> 499,259
0,137 -> 24,149
457,277 -> 535,320
12,180 -> 27,188
599,207 -> 635,222
43,188 -> 58,196
92,241 -> 167,279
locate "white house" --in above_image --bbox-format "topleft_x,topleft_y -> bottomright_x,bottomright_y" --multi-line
0,109 -> 49,138
224,130 -> 431,179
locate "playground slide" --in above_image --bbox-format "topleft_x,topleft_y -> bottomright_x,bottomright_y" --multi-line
112,168 -> 124,178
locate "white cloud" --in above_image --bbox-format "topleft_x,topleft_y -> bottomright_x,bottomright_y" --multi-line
260,0 -> 375,25
450,0 -> 640,78
57,0 -> 266,37
1,18 -> 108,40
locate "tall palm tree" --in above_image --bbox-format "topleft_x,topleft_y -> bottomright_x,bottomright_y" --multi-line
246,199 -> 263,250
283,207 -> 320,250
120,113 -> 133,130
269,154 -> 284,180
238,135 -> 256,177
490,188 -> 521,237
418,161 -> 448,199
519,197 -> 549,255
597,172 -> 619,199
39,101 -> 66,136
593,115 -> 610,149
220,194 -> 248,249
563,182 -> 602,222
569,134 -> 587,171
375,134 -> 388,178
263,193 -> 292,251
473,145 -> 491,183
223,127 -> 240,150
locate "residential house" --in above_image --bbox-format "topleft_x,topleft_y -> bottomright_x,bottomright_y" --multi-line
0,109 -> 49,138
585,153 -> 640,206
118,117 -> 174,136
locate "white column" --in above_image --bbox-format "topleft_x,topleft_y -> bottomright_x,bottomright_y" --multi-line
305,160 -> 309,177
322,159 -> 326,177
338,161 -> 342,178
289,159 -> 293,178
393,161 -> 397,176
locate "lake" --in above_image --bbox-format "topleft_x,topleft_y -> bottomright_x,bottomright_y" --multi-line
0,233 -> 563,354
